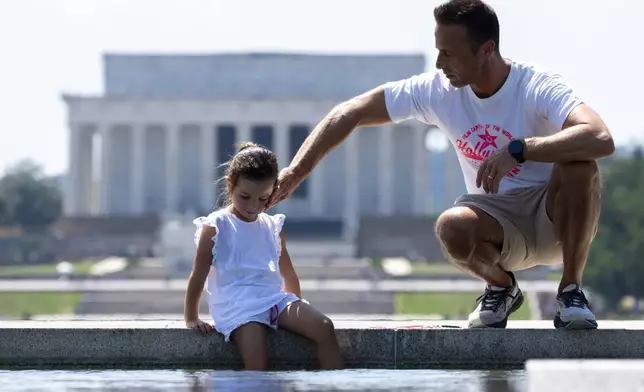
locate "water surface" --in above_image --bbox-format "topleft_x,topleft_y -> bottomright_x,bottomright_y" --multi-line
0,369 -> 527,391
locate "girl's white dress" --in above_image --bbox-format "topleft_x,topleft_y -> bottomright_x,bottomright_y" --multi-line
193,209 -> 300,341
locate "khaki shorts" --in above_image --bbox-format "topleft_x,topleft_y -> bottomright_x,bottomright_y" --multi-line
454,184 -> 562,271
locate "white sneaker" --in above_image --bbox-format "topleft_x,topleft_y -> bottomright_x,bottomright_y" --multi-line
554,284 -> 598,329
468,271 -> 524,328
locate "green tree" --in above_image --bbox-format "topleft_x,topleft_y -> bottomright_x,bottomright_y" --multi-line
0,196 -> 9,226
0,160 -> 62,231
585,147 -> 644,307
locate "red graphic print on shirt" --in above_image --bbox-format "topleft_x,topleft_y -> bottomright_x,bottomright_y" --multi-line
455,123 -> 522,178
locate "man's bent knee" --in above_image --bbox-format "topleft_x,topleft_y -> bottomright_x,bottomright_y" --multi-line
435,207 -> 479,261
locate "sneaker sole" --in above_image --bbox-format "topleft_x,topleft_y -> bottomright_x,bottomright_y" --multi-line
468,290 -> 525,329
554,316 -> 598,330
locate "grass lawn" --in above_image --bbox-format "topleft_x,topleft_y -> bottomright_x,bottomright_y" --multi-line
547,269 -> 562,281
409,262 -> 460,275
395,292 -> 532,320
0,292 -> 83,317
0,260 -> 97,277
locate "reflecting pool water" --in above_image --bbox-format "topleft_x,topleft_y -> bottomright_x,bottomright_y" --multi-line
0,368 -> 527,391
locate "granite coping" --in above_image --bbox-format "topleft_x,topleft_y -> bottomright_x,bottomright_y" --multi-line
1,320 -> 643,370
0,278 -> 560,292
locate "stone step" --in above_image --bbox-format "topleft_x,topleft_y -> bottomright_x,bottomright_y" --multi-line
75,290 -> 395,315
286,241 -> 355,258
294,267 -> 384,280
0,320 -> 643,370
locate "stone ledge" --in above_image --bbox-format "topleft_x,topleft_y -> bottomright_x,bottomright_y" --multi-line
1,320 -> 643,370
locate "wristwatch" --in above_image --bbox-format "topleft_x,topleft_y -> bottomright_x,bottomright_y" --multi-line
508,139 -> 526,164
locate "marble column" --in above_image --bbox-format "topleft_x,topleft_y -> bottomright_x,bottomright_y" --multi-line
236,123 -> 251,148
309,127 -> 324,217
274,123 -> 289,168
379,125 -> 394,216
273,123 -> 289,213
343,132 -> 359,241
201,124 -> 215,212
130,124 -> 145,215
165,124 -> 179,214
99,124 -> 112,215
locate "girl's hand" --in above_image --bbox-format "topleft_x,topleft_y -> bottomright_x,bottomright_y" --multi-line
186,318 -> 214,336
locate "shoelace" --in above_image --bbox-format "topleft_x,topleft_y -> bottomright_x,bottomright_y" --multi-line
559,289 -> 589,308
476,287 -> 513,312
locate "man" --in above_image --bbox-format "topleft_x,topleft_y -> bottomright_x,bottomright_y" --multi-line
267,0 -> 614,329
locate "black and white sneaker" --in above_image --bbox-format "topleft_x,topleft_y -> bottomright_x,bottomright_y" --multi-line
554,284 -> 598,329
468,271 -> 524,328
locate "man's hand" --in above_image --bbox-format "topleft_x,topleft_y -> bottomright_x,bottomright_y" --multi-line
267,167 -> 303,210
476,147 -> 520,194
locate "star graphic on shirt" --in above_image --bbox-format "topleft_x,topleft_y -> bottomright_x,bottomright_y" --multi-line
478,129 -> 498,150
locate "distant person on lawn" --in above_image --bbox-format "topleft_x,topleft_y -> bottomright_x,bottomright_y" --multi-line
267,0 -> 614,329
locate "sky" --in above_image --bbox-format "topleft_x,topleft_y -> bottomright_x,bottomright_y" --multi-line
0,0 -> 641,176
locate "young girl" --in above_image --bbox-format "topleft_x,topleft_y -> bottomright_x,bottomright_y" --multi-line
184,141 -> 344,371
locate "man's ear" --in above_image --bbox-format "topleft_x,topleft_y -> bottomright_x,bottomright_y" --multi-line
481,40 -> 495,58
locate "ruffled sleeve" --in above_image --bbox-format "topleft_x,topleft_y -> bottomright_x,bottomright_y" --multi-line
271,213 -> 286,259
193,212 -> 220,263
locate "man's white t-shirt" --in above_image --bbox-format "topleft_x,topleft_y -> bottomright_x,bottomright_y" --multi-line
383,61 -> 582,195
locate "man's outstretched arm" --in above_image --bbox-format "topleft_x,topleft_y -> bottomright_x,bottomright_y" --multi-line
291,86 -> 392,178
267,86 -> 392,207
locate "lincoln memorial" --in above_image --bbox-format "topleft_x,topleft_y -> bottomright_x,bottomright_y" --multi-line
62,53 -> 462,240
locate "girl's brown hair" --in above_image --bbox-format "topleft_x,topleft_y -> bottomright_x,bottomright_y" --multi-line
219,142 -> 278,206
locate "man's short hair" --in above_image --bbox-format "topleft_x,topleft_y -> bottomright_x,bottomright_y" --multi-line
434,0 -> 501,53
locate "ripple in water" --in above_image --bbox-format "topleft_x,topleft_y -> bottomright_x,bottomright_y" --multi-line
0,368 -> 527,392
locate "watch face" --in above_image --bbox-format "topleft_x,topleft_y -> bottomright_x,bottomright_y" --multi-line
509,140 -> 522,155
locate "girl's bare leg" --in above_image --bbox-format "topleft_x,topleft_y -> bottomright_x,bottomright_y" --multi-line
232,322 -> 269,370
277,301 -> 344,370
